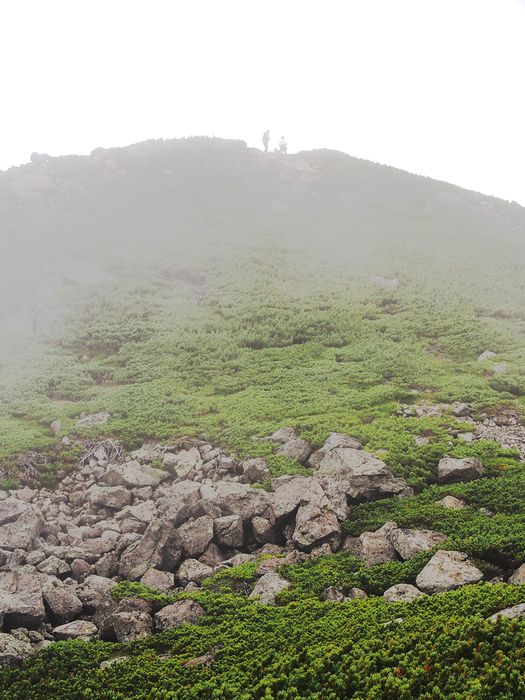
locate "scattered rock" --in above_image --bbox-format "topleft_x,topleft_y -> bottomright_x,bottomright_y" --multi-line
276,438 -> 312,464
103,461 -> 167,488
508,563 -> 525,585
437,495 -> 466,510
249,572 -> 291,604
76,412 -> 110,428
478,351 -> 497,362
383,583 -> 426,602
415,550 -> 483,593
437,457 -> 483,484
87,485 -> 132,510
155,600 -> 205,631
0,633 -> 32,667
486,603 -> 525,622
140,568 -> 175,592
53,620 -> 98,640
0,569 -> 45,628
389,528 -> 447,560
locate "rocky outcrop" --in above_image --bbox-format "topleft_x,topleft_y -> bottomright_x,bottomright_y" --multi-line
249,572 -> 291,604
415,551 -> 483,593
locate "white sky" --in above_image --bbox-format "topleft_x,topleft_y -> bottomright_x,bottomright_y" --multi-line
1,0 -> 524,203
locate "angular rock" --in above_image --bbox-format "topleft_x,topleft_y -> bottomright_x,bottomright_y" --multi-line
292,503 -> 340,550
53,620 -> 98,640
249,572 -> 291,605
416,550 -> 483,593
478,350 -> 497,362
251,517 -> 275,544
241,458 -> 270,483
118,516 -> 180,580
269,427 -> 296,443
307,433 -> 362,468
271,476 -> 330,520
177,558 -> 213,585
383,583 -> 426,602
0,504 -> 44,550
77,575 -> 117,613
175,516 -> 214,557
155,599 -> 205,631
389,528 -> 447,560
0,633 -> 32,667
345,588 -> 368,600
323,586 -> 345,602
98,598 -> 153,642
276,438 -> 312,464
87,485 -> 131,510
140,568 -> 175,592
200,481 -> 274,523
359,522 -> 398,566
42,582 -> 82,625
508,563 -> 525,584
437,457 -> 483,484
76,411 -> 110,428
0,498 -> 30,526
0,569 -> 44,628
317,448 -> 410,502
103,460 -> 167,488
214,515 -> 244,548
163,448 -> 202,478
37,555 -> 71,578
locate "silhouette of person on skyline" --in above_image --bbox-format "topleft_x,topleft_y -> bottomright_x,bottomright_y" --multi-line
262,130 -> 270,152
279,136 -> 287,155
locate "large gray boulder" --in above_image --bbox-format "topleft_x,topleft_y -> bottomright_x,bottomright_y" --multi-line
317,448 -> 410,503
177,558 -> 213,585
292,503 -> 340,550
87,485 -> 131,510
103,460 -> 167,488
41,579 -> 82,625
155,599 -> 205,631
0,633 -> 32,667
157,481 -> 204,525
437,457 -> 483,484
508,563 -> 525,584
163,448 -> 202,478
249,572 -> 291,605
214,515 -> 244,548
139,568 -> 175,592
200,481 -> 274,523
271,476 -> 331,520
389,528 -> 447,560
175,516 -> 214,557
241,458 -> 270,483
97,597 -> 153,642
0,502 -> 44,550
0,569 -> 45,628
415,550 -> 483,593
77,575 -> 117,613
118,516 -> 181,580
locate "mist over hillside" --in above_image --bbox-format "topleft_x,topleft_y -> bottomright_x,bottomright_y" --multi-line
1,137 -> 524,337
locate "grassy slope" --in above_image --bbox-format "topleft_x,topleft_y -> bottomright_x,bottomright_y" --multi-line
1,138 -> 525,697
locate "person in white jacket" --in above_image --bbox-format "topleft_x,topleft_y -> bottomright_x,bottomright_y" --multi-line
279,136 -> 287,155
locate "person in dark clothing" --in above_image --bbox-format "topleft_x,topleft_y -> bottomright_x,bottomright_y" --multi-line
262,130 -> 270,152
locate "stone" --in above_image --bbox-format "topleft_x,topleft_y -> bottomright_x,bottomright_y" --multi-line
200,481 -> 274,523
269,427 -> 296,443
359,523 -> 398,566
87,485 -> 131,510
276,438 -> 312,463
416,550 -> 483,593
458,432 -> 474,443
140,568 -> 175,592
383,583 -> 426,602
508,563 -> 525,584
438,495 -> 466,510
493,363 -> 508,375
118,516 -> 181,580
0,569 -> 45,628
241,458 -> 270,483
251,517 -> 275,544
271,476 -> 331,520
175,516 -> 214,557
0,498 -> 29,526
155,599 -> 205,631
99,598 -> 153,642
307,433 -> 362,468
37,555 -> 71,578
478,350 -> 497,362
0,633 -> 32,667
103,460 -> 167,488
75,412 -> 110,428
389,528 -> 447,560
486,603 -> 525,622
0,503 -> 44,550
214,515 -> 244,548
437,457 -> 483,484
345,588 -> 368,600
292,503 -> 340,550
317,448 -> 410,502
42,583 -> 82,625
163,448 -> 202,478
453,403 -> 472,417
77,575 -> 117,613
177,559 -> 213,585
249,572 -> 291,605
323,586 -> 345,602
53,620 -> 98,640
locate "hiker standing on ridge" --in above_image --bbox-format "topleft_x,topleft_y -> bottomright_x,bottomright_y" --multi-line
279,136 -> 287,155
262,130 -> 270,152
